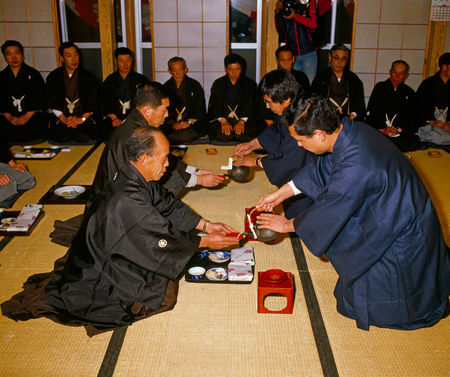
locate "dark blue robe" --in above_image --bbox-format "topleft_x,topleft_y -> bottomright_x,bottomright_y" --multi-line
257,117 -> 309,187
291,118 -> 450,330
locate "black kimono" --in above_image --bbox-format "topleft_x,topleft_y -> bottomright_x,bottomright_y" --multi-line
46,66 -> 101,142
415,71 -> 450,129
2,163 -> 201,335
89,108 -> 191,209
208,75 -> 259,142
366,79 -> 420,151
163,76 -> 207,144
102,70 -> 150,138
311,67 -> 365,120
0,63 -> 48,143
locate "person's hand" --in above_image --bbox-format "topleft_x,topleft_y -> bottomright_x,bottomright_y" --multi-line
60,115 -> 77,128
4,113 -> 20,125
284,9 -> 296,19
234,120 -> 245,135
8,160 -> 26,172
233,156 -> 257,167
256,184 -> 295,212
109,115 -> 122,127
196,171 -> 225,187
428,120 -> 445,129
379,126 -> 399,137
199,232 -> 240,249
220,119 -> 233,136
173,121 -> 191,130
234,138 -> 260,157
14,111 -> 34,125
445,122 -> 450,132
0,174 -> 12,186
256,213 -> 294,234
205,221 -> 237,235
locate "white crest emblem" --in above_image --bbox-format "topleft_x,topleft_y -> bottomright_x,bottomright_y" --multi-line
65,97 -> 79,114
119,99 -> 131,115
158,239 -> 168,248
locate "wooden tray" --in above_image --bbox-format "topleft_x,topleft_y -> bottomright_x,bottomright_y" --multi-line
12,147 -> 60,160
39,185 -> 91,205
0,210 -> 45,236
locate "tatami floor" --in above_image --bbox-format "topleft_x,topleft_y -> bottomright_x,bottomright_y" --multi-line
0,143 -> 449,377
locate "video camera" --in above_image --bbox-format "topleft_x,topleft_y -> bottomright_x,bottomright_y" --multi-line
280,0 -> 311,17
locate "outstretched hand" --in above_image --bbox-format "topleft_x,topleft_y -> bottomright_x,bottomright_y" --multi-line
196,170 -> 225,187
256,213 -> 294,234
199,232 -> 240,249
205,221 -> 237,235
234,138 -> 260,157
233,156 -> 257,167
256,184 -> 295,212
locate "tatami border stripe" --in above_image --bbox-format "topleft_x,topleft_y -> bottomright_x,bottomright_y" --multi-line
56,142 -> 102,186
97,327 -> 128,377
289,234 -> 340,377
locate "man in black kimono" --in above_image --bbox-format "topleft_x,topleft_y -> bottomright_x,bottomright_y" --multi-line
2,127 -> 238,335
365,60 -> 419,151
311,44 -> 365,120
47,42 -> 101,143
0,40 -> 48,143
101,47 -> 150,139
163,56 -> 207,144
256,95 -> 450,331
90,82 -> 225,208
208,54 -> 259,142
415,52 -> 450,145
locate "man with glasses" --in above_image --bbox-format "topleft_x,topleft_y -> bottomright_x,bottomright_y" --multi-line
311,44 -> 365,120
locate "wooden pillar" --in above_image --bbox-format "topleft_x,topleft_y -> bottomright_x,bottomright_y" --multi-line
261,0 -> 278,78
124,0 -> 136,52
51,0 -> 61,67
98,0 -> 116,80
423,21 -> 447,79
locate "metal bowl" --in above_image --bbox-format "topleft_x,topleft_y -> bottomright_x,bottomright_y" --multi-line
228,165 -> 250,182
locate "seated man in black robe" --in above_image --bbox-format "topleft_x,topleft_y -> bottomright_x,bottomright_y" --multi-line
0,40 -> 48,144
208,54 -> 259,142
162,56 -> 207,144
47,42 -> 101,143
415,52 -> 450,145
0,138 -> 35,207
365,60 -> 419,151
311,44 -> 365,121
101,47 -> 150,139
1,127 -> 238,336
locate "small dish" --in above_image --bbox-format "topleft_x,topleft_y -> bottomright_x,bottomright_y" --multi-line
205,267 -> 228,281
1,217 -> 16,224
208,251 -> 231,263
261,269 -> 287,284
188,266 -> 206,279
54,185 -> 86,199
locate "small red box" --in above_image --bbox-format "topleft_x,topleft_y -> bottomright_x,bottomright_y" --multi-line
257,269 -> 294,314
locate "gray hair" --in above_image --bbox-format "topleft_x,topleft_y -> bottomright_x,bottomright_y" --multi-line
126,127 -> 164,162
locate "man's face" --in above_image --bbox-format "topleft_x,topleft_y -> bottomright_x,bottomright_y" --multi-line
168,60 -> 188,83
288,125 -> 328,154
263,95 -> 291,116
277,51 -> 295,72
329,49 -> 349,75
142,133 -> 170,181
116,54 -> 133,76
62,46 -> 79,72
4,46 -> 24,69
389,63 -> 408,89
441,63 -> 450,80
226,63 -> 242,84
145,97 -> 170,127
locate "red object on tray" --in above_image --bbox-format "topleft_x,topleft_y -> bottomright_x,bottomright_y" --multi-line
244,206 -> 261,241
257,269 -> 294,314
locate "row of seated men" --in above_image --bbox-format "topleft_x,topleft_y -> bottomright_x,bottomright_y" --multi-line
1,39 -> 449,148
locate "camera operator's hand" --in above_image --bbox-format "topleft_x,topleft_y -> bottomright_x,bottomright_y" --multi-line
284,8 -> 296,19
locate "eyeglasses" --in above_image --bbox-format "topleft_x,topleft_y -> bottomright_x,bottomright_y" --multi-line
331,55 -> 348,62
264,99 -> 273,106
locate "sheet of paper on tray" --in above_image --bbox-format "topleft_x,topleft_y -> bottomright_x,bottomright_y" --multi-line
7,204 -> 42,232
228,262 -> 253,281
231,246 -> 254,265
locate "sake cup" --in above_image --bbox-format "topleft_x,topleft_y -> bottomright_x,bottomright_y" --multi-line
188,266 -> 206,280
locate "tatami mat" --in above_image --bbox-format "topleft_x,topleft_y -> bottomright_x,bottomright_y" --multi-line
0,144 -> 449,377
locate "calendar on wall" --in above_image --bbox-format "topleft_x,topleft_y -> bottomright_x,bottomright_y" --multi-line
430,0 -> 450,21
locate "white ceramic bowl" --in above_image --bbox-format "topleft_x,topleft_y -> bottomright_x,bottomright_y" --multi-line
54,185 -> 86,199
